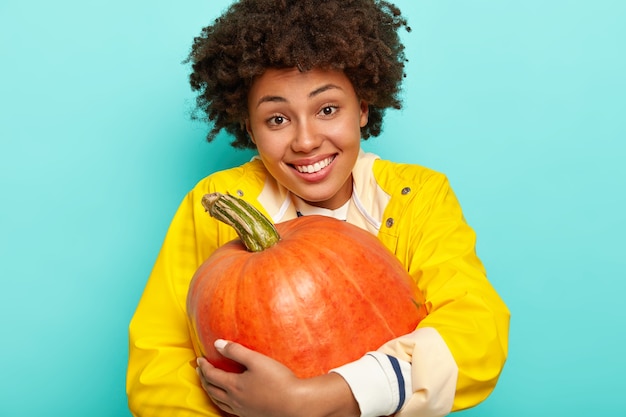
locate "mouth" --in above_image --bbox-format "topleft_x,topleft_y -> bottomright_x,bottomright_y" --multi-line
292,155 -> 335,174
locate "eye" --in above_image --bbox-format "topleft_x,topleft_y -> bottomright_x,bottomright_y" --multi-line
267,115 -> 286,126
319,105 -> 338,117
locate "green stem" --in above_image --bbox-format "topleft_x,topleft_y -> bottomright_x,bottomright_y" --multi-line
201,192 -> 280,252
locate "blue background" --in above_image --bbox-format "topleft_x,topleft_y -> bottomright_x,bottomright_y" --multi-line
1,0 -> 624,415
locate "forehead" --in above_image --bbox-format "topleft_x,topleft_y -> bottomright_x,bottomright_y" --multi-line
248,67 -> 356,102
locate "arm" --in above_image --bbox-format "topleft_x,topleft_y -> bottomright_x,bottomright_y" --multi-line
334,172 -> 509,417
126,190 -> 232,416
383,173 -> 510,415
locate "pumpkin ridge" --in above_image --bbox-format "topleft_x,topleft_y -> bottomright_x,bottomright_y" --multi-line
319,219 -> 421,338
286,244 -> 337,337
287,245 -> 350,372
321,240 -> 398,338
238,251 -> 281,356
275,242 -> 328,343
219,255 -> 245,342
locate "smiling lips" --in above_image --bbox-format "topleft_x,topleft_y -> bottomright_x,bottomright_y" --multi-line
294,156 -> 335,174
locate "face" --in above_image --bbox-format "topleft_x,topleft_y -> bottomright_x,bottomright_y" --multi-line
246,67 -> 369,210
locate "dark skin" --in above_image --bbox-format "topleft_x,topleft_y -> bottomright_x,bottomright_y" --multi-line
197,340 -> 360,417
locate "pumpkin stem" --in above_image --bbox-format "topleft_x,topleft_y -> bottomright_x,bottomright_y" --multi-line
201,192 -> 280,252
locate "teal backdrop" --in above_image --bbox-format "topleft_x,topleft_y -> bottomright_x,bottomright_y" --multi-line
1,0 -> 624,415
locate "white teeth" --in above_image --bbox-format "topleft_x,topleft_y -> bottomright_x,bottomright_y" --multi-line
295,157 -> 333,173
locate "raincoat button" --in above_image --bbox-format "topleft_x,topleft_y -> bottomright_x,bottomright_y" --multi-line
401,187 -> 411,195
236,190 -> 244,197
385,218 -> 394,228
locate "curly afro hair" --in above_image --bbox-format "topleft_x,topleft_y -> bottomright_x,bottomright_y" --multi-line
186,0 -> 410,149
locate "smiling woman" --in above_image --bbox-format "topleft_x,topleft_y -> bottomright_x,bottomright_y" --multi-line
126,1 -> 510,416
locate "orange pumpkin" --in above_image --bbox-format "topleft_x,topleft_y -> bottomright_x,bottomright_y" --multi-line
187,193 -> 428,378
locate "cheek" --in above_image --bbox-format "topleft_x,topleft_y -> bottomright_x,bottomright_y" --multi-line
335,120 -> 363,146
255,134 -> 287,160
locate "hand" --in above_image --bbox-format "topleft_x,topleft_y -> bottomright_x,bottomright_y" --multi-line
197,339 -> 300,416
196,340 -> 360,417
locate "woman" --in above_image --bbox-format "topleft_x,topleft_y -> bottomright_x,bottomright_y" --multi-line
127,1 -> 510,416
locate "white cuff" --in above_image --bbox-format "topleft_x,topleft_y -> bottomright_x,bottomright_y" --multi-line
331,352 -> 412,417
380,327 -> 458,417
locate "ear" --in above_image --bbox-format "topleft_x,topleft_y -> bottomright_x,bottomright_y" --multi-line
244,119 -> 256,144
359,101 -> 369,127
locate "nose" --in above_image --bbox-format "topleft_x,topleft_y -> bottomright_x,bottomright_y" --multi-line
291,120 -> 321,153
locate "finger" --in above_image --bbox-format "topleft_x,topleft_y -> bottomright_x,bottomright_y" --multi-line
196,358 -> 215,385
197,364 -> 234,409
196,364 -> 213,392
196,356 -> 213,373
196,359 -> 228,393
197,357 -> 231,382
197,355 -> 249,403
214,339 -> 258,368
204,382 -> 230,407
210,397 -> 234,415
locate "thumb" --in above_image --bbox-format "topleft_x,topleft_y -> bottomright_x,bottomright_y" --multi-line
214,339 -> 256,367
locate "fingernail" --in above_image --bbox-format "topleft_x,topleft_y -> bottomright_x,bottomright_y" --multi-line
214,339 -> 228,350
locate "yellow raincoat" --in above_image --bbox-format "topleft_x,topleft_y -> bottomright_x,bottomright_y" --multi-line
127,153 -> 509,416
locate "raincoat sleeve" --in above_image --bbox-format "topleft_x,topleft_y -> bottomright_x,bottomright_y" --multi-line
378,171 -> 510,416
126,189 -> 226,416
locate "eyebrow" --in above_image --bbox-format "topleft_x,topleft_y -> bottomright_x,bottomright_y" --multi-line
309,83 -> 342,98
255,84 -> 343,108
